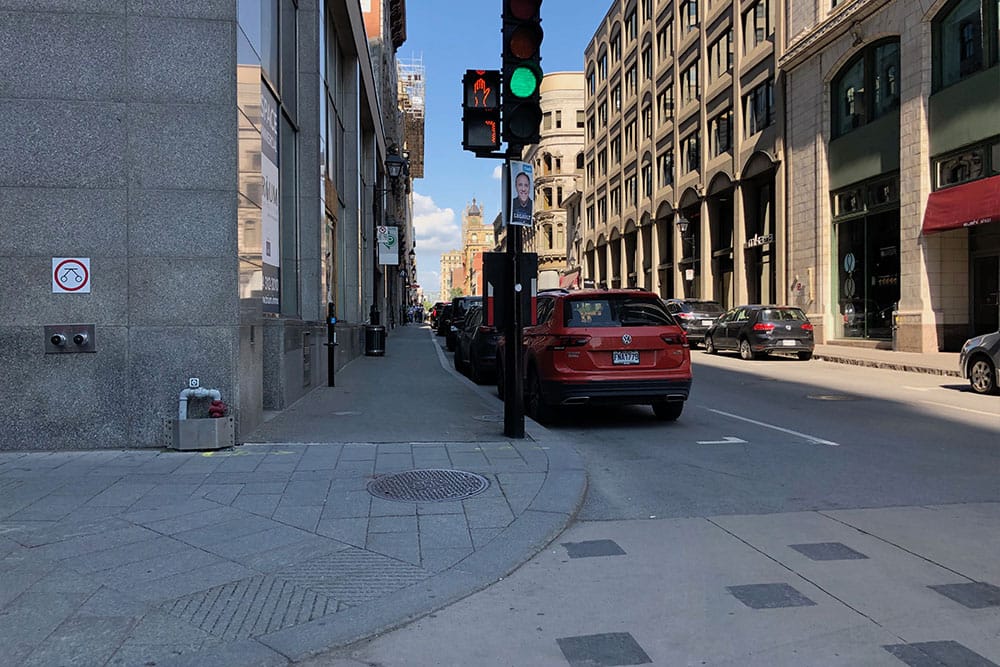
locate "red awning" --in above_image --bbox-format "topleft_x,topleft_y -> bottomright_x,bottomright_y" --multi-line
559,270 -> 580,289
922,174 -> 1000,234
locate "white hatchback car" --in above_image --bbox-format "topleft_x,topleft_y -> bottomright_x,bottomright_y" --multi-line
959,329 -> 1000,395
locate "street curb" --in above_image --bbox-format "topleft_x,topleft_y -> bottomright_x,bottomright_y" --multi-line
814,353 -> 962,378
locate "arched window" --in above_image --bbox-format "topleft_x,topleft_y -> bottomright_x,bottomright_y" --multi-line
934,0 -> 998,90
576,152 -> 585,171
831,39 -> 900,138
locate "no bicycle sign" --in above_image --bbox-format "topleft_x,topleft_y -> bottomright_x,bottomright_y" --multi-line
52,257 -> 91,293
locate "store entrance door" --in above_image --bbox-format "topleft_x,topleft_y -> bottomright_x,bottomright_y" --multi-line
972,254 -> 999,336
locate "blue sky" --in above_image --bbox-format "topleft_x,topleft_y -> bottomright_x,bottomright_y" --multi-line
402,1 -> 610,300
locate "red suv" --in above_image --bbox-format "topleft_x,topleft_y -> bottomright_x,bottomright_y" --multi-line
498,289 -> 692,422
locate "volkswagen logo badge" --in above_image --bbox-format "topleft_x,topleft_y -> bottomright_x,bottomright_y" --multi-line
622,334 -> 632,345
785,325 -> 791,330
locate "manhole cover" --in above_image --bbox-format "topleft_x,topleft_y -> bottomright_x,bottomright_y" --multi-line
473,414 -> 504,423
367,469 -> 490,503
807,394 -> 857,401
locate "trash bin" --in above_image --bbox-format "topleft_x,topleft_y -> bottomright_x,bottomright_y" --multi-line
365,325 -> 386,356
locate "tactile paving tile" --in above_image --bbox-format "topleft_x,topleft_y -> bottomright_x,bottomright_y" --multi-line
928,582 -> 1000,609
163,575 -> 337,640
556,632 -> 652,667
726,582 -> 817,609
561,539 -> 627,558
275,548 -> 430,607
789,542 -> 869,561
883,640 -> 999,666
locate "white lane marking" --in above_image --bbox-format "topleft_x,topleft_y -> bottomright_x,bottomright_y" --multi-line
706,408 -> 841,446
918,400 -> 1000,418
903,386 -> 935,392
697,436 -> 748,445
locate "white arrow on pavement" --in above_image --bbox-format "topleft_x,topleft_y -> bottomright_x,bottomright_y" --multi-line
696,436 -> 748,445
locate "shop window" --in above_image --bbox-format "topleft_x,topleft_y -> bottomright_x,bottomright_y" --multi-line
831,39 -> 900,138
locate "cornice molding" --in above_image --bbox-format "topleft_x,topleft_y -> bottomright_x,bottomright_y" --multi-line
779,0 -> 892,72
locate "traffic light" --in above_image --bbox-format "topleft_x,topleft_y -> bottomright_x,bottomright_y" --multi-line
502,0 -> 543,148
462,69 -> 501,153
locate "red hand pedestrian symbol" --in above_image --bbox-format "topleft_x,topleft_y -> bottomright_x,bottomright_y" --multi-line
473,77 -> 491,107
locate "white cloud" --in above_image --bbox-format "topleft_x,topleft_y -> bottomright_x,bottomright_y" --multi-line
412,192 -> 459,255
492,165 -> 503,180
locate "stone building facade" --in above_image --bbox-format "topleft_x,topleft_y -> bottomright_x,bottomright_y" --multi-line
522,72 -> 587,290
0,0 -> 412,450
782,0 -> 999,350
582,0 -> 786,310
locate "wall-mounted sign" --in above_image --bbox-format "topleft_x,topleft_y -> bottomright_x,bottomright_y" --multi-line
377,226 -> 398,265
52,258 -> 90,293
744,233 -> 775,249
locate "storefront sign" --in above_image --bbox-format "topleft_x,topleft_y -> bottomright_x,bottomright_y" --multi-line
261,86 -> 280,314
744,233 -> 774,248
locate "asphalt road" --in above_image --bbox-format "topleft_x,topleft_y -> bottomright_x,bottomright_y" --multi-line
548,353 -> 1000,520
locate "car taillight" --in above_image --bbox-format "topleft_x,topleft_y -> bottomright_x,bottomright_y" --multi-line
801,322 -> 814,331
676,312 -> 694,319
660,332 -> 688,346
753,322 -> 775,332
547,335 -> 592,350
478,325 -> 496,334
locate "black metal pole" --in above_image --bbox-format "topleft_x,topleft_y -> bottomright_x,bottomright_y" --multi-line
503,157 -> 525,438
326,301 -> 337,387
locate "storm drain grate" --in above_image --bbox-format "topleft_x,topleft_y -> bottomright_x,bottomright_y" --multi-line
367,468 -> 490,502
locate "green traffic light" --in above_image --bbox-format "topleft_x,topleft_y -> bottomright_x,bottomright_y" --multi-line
509,66 -> 539,98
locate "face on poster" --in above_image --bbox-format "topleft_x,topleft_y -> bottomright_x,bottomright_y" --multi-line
508,161 -> 534,227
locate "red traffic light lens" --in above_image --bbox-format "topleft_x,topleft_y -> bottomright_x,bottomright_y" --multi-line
508,0 -> 541,20
509,24 -> 542,59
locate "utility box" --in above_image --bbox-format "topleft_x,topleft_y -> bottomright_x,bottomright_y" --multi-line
167,417 -> 234,451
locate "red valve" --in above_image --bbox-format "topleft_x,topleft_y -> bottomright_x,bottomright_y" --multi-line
208,399 -> 227,418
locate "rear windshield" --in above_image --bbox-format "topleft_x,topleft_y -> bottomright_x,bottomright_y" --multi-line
564,297 -> 675,328
761,308 -> 807,322
690,301 -> 725,314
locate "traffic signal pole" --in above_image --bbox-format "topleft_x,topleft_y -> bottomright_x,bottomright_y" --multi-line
503,158 -> 525,438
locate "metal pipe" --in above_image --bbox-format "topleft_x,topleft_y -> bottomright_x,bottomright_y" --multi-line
178,387 -> 222,420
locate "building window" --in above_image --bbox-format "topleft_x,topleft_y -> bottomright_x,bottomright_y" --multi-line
625,120 -> 636,151
682,131 -> 701,172
681,0 -> 699,32
934,0 -> 999,89
657,22 -> 673,62
625,10 -> 638,43
831,40 -> 900,138
642,105 -> 653,137
598,196 -> 607,223
555,110 -> 562,128
587,70 -> 596,96
935,144 -> 989,189
611,187 -> 621,216
577,110 -> 586,128
657,86 -> 674,124
744,0 -> 772,52
710,109 -> 732,156
598,148 -> 607,176
543,112 -> 553,130
642,46 -> 653,78
587,204 -> 595,229
681,61 -> 700,105
744,79 -> 774,135
612,85 -> 621,111
599,53 -> 608,81
625,64 -> 638,97
598,101 -> 608,127
611,32 -> 621,64
642,163 -> 653,197
588,116 -> 596,139
587,159 -> 595,184
577,152 -> 585,170
658,150 -> 674,186
625,175 -> 637,207
708,30 -> 733,81
611,135 -> 621,165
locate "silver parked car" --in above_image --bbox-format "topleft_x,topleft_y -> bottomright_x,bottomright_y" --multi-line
959,329 -> 1000,395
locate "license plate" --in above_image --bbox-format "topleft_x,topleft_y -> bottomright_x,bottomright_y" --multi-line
780,339 -> 797,346
701,320 -> 714,326
612,350 -> 640,365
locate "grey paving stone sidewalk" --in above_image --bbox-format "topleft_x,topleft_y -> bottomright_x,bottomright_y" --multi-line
0,440 -> 583,666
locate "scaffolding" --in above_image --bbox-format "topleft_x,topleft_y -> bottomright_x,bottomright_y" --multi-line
397,54 -> 425,179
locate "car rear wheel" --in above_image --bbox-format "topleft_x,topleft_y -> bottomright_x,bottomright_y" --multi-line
969,356 -> 998,395
453,346 -> 465,373
797,351 -> 813,361
704,335 -> 717,354
739,339 -> 757,360
525,368 -> 550,423
652,401 -> 683,421
470,356 -> 486,384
